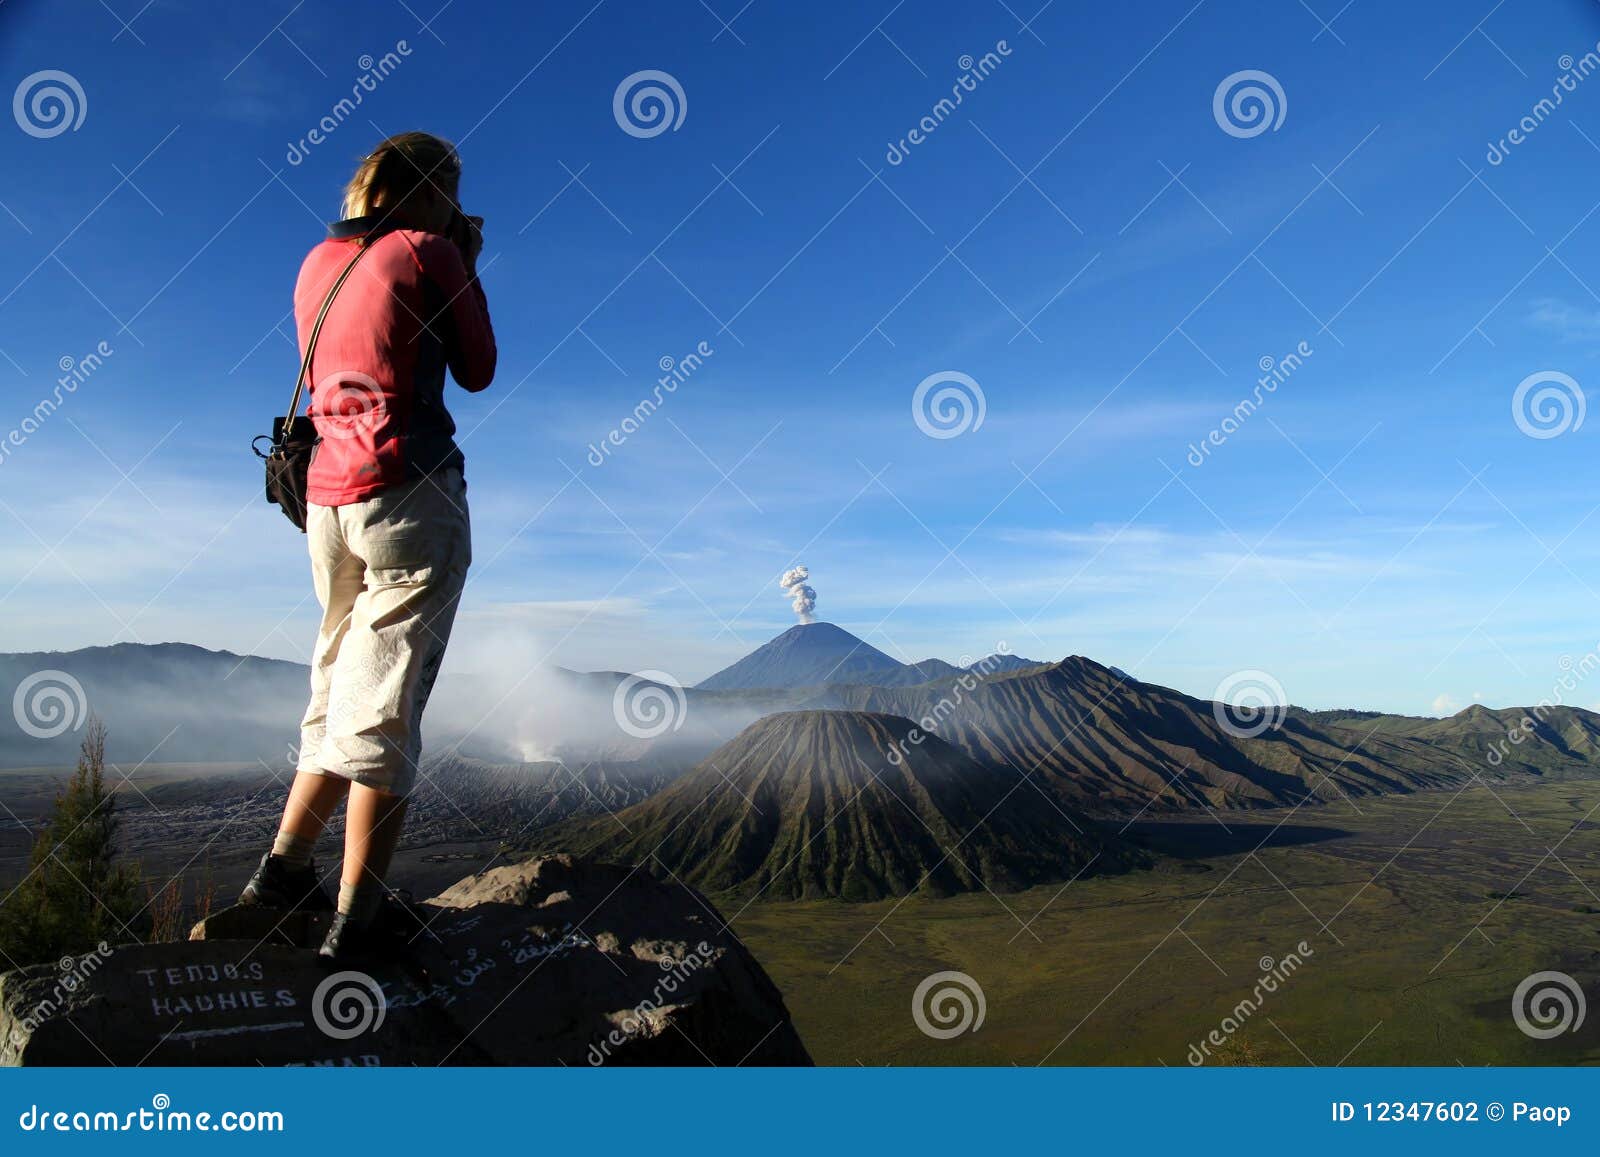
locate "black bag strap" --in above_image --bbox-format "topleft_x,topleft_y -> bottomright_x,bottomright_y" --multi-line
279,240 -> 373,441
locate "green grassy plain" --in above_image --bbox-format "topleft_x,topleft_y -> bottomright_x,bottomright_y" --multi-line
731,781 -> 1600,1066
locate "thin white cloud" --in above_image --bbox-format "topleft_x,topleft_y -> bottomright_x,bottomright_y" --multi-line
1527,297 -> 1600,343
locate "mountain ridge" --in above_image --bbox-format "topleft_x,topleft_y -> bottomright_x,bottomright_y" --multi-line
6,641 -> 1600,822
815,655 -> 1600,812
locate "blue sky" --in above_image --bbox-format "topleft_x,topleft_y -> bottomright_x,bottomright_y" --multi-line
3,0 -> 1600,714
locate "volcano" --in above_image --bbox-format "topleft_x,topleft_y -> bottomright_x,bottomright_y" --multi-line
696,623 -> 904,690
696,621 -> 1035,691
541,709 -> 1138,900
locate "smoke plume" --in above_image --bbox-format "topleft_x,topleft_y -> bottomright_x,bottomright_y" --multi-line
779,565 -> 817,624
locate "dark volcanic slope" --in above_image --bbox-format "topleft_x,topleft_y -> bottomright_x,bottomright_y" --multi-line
544,710 -> 1134,901
819,657 -> 1600,813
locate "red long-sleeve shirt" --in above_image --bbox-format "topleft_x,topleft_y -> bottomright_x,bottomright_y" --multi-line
293,217 -> 496,506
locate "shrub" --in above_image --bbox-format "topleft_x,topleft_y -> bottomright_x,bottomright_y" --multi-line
0,720 -> 144,968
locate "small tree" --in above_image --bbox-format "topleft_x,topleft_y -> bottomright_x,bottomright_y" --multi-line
0,720 -> 143,968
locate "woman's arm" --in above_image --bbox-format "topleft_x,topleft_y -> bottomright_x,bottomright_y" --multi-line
414,233 -> 497,392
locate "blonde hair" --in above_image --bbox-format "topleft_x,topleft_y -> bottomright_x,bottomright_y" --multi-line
341,131 -> 461,220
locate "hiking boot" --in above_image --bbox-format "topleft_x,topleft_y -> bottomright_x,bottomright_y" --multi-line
238,852 -> 334,911
318,893 -> 429,964
318,911 -> 401,964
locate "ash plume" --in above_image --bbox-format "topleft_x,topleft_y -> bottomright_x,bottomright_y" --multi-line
779,565 -> 817,624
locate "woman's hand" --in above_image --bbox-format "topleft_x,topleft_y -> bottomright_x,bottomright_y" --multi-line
453,212 -> 484,272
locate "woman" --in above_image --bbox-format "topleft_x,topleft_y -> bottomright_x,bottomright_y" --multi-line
240,131 -> 496,962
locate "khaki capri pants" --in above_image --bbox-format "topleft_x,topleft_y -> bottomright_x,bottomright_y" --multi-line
296,468 -> 470,796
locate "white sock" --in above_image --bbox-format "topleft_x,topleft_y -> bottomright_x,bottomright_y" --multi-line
337,881 -> 382,924
270,830 -> 316,868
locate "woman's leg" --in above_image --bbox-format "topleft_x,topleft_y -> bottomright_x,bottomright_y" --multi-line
337,783 -> 409,923
319,469 -> 470,947
242,507 -> 364,908
294,504 -> 365,804
275,770 -> 351,851
243,768 -> 352,908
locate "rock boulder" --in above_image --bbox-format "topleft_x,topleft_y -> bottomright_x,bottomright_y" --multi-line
0,855 -> 810,1066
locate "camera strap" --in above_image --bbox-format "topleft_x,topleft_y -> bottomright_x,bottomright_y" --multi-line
279,239 -> 373,443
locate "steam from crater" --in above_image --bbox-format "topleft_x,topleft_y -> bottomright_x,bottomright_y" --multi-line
779,565 -> 817,624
